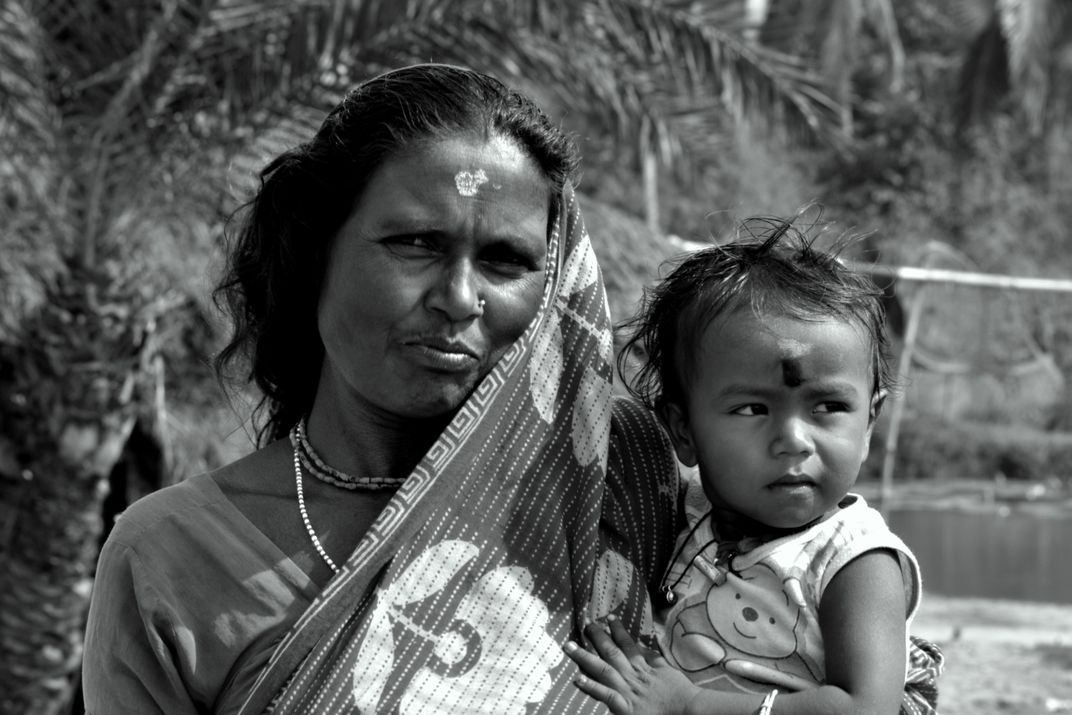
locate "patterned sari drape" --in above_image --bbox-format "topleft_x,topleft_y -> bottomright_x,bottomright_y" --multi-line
237,187 -> 681,714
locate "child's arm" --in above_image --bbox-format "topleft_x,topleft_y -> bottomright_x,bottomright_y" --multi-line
816,547 -> 909,714
565,549 -> 908,715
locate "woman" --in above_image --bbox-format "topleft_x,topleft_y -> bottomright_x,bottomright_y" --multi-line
82,64 -> 680,713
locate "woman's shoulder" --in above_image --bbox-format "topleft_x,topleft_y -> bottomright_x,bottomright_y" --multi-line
608,395 -> 677,482
87,443 -> 317,715
104,440 -> 290,554
602,395 -> 682,585
609,395 -> 669,446
106,472 -> 225,543
605,396 -> 680,510
208,437 -> 293,500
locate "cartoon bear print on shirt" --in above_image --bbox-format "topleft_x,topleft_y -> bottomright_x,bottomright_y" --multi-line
664,561 -> 821,693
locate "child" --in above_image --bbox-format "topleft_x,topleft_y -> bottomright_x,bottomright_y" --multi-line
565,218 -> 942,714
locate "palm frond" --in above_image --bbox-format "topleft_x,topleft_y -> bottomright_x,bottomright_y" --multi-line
953,9 -> 1010,134
0,0 -> 60,152
952,0 -> 1072,134
595,1 -> 842,140
5,0 -> 861,268
141,0 -> 850,191
996,0 -> 1065,132
998,0 -> 1055,83
947,0 -> 997,39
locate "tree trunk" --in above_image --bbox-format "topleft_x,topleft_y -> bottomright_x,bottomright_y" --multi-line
0,262 -> 157,714
0,417 -> 133,714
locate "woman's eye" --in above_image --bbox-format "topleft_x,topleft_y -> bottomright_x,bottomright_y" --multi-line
384,235 -> 437,253
481,247 -> 538,274
732,404 -> 767,416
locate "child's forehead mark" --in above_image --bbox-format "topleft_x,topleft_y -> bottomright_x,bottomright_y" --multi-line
782,358 -> 804,388
454,168 -> 489,196
776,338 -> 807,388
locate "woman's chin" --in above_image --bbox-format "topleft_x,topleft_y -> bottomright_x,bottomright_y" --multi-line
395,376 -> 484,421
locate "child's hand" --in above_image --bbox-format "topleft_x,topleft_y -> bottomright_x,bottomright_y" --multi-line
564,615 -> 700,715
723,658 -> 816,692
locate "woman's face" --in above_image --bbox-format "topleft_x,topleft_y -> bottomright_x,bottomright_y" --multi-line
317,133 -> 551,421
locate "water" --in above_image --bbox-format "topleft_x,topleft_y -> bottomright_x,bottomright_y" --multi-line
888,506 -> 1072,604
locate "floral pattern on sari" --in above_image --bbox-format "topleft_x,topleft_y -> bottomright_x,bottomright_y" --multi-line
350,540 -> 562,714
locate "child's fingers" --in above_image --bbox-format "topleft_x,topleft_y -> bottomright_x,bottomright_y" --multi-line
606,615 -> 662,670
577,627 -> 639,689
590,616 -> 649,670
606,616 -> 639,649
724,658 -> 816,691
573,673 -> 630,715
643,648 -> 671,669
563,640 -> 621,684
583,621 -> 632,672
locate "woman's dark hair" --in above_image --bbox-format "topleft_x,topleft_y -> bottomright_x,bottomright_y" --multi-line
618,216 -> 894,418
214,64 -> 580,445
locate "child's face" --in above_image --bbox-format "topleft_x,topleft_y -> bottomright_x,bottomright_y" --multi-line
665,309 -> 879,531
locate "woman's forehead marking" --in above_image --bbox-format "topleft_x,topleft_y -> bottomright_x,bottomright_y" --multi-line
776,337 -> 807,357
454,169 -> 488,196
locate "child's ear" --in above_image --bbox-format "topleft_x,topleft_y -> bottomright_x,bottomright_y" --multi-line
869,391 -> 887,425
861,392 -> 886,463
660,401 -> 699,467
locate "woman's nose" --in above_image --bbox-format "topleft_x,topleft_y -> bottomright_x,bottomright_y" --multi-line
772,416 -> 813,456
426,260 -> 481,322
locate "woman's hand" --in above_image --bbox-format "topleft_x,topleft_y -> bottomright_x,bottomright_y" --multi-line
564,615 -> 701,715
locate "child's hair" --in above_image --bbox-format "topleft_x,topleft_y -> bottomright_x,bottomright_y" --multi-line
619,215 -> 894,414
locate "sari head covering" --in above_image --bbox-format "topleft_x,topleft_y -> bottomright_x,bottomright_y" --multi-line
239,186 -> 681,714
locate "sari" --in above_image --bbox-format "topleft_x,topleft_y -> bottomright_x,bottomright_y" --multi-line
238,187 -> 682,714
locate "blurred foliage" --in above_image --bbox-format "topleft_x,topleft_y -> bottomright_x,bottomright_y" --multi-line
0,0 -> 856,452
0,0 -> 1066,480
580,0 -> 1072,486
860,416 -> 1072,486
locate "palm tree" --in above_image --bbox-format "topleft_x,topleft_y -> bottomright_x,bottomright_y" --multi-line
952,0 -> 1072,136
748,0 -> 906,137
0,1 -> 847,712
937,0 -> 1072,246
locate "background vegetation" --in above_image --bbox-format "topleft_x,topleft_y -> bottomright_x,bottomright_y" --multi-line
1,1 -> 1070,713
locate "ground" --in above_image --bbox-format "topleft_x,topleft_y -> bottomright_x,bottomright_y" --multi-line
916,595 -> 1072,714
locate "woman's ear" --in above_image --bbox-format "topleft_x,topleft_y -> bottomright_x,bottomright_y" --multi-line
660,401 -> 699,467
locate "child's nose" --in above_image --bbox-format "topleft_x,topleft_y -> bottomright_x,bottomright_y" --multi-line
772,416 -> 813,456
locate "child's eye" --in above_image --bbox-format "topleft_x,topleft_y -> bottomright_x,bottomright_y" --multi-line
731,404 -> 767,416
814,402 -> 849,414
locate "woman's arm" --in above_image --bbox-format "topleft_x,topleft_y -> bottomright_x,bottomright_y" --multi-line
565,549 -> 908,715
82,540 -> 199,715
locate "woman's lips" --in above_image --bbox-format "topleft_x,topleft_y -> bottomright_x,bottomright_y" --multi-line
402,337 -> 480,372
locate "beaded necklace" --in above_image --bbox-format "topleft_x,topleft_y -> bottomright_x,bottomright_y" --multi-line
293,447 -> 339,574
656,511 -> 813,608
289,417 -> 408,575
292,416 -> 407,490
